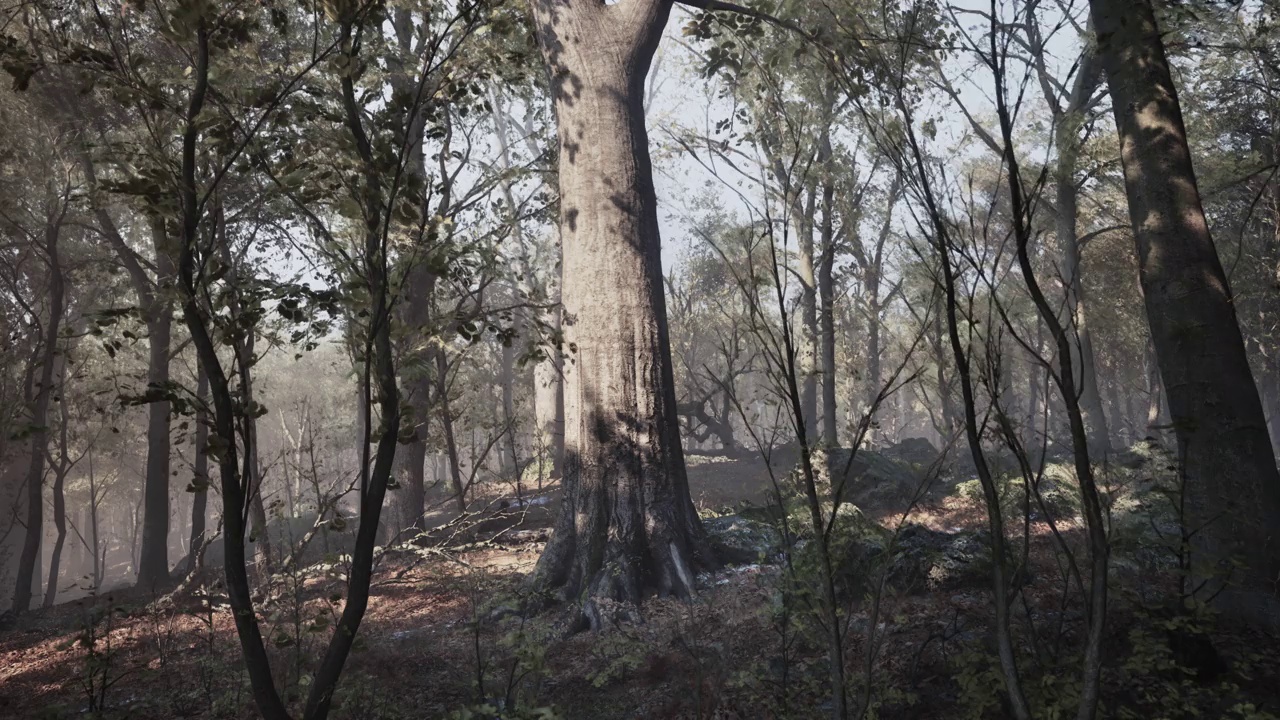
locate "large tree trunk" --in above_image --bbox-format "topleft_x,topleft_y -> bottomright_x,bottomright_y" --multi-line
13,222 -> 64,614
1093,0 -> 1280,633
529,0 -> 710,621
136,219 -> 175,590
391,7 -> 434,534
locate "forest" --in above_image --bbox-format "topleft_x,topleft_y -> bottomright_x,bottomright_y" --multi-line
1,0 -> 1278,717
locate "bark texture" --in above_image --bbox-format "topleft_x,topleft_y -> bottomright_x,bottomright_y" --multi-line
529,0 -> 710,621
1093,0 -> 1280,633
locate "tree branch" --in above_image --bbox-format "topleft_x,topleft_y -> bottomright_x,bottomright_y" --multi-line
674,0 -> 813,40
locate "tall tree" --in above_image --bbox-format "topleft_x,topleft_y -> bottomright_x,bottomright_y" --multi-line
1092,0 -> 1280,632
80,158 -> 176,590
11,175 -> 68,614
529,0 -> 733,617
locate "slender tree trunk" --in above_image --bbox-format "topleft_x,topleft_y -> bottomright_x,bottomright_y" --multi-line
13,221 -> 64,615
399,414 -> 429,531
81,156 -> 176,591
931,310 -> 958,438
213,199 -> 273,572
819,177 -> 838,447
1025,323 -> 1043,439
43,376 -> 70,609
798,187 -> 820,442
1052,53 -> 1111,452
500,338 -> 519,477
185,364 -> 209,573
1057,150 -> 1110,451
1093,0 -> 1280,633
861,172 -> 898,441
88,450 -> 103,589
529,0 -> 710,619
435,349 -> 467,514
137,218 -> 175,590
866,305 -> 882,414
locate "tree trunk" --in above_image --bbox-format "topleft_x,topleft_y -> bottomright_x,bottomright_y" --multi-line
213,200 -> 274,572
185,363 -> 209,573
435,348 -> 467,514
1026,318 -> 1044,439
399,414 -> 429,531
137,218 -> 175,590
931,309 -> 958,438
391,7 -> 434,534
500,338 -> 519,477
13,221 -> 64,615
1056,122 -> 1111,451
529,0 -> 710,620
819,177 -> 838,447
1093,0 -> 1280,633
88,450 -> 103,590
43,373 -> 70,609
798,187 -> 820,443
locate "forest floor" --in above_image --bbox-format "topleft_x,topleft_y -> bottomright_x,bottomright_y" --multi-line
3,445 -> 1279,719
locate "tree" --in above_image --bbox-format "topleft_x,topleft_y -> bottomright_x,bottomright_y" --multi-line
528,0 -> 723,618
1090,0 -> 1280,633
6,114 -> 71,613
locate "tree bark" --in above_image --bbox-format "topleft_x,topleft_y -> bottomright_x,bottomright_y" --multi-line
534,309 -> 565,480
529,0 -> 710,619
1093,0 -> 1280,633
